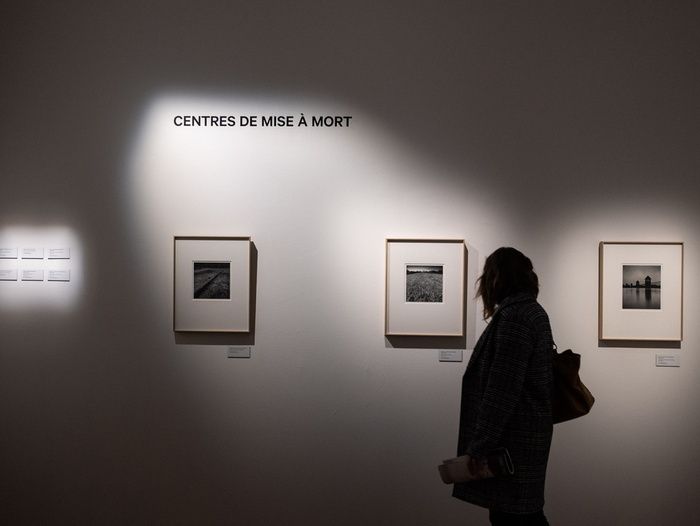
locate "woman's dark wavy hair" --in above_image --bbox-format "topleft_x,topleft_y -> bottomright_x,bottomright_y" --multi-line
476,247 -> 539,319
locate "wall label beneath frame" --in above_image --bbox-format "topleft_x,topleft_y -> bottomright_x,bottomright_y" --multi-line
438,350 -> 463,362
655,353 -> 680,367
227,346 -> 252,359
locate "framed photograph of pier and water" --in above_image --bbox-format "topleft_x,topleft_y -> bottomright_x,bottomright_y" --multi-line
174,236 -> 251,332
385,239 -> 466,336
599,242 -> 683,342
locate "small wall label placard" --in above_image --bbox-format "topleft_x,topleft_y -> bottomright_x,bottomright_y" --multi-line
438,350 -> 464,362
227,346 -> 252,358
21,248 -> 44,259
0,269 -> 18,281
48,248 -> 71,259
21,269 -> 44,281
0,248 -> 18,259
48,270 -> 71,282
655,353 -> 680,367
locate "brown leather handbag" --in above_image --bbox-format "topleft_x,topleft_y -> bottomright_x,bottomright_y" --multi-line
552,346 -> 595,424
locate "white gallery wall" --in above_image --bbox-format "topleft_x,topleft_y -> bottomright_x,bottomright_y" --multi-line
1,2 -> 699,525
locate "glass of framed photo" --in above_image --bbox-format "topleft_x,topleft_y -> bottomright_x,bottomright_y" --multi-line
385,238 -> 466,336
599,241 -> 683,342
174,236 -> 251,332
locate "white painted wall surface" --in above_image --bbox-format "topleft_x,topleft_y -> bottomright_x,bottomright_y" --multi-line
1,2 -> 698,525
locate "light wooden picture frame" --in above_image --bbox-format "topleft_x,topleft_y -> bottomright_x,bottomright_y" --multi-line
599,241 -> 683,342
174,236 -> 251,333
385,239 -> 466,336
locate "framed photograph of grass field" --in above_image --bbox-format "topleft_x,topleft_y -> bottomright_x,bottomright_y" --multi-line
174,236 -> 251,332
385,239 -> 466,336
599,242 -> 683,342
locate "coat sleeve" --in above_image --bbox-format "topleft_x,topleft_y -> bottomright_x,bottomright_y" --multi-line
465,316 -> 534,457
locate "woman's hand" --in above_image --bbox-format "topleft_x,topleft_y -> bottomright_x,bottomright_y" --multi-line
468,455 -> 491,478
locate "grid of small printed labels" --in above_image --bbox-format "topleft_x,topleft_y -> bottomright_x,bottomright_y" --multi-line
0,247 -> 71,282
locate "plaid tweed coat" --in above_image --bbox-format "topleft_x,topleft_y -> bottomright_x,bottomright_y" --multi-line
453,293 -> 553,513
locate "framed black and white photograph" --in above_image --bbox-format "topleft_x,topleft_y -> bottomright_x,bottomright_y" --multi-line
385,239 -> 465,336
599,242 -> 683,341
193,262 -> 231,300
622,265 -> 661,310
405,265 -> 444,303
174,236 -> 251,332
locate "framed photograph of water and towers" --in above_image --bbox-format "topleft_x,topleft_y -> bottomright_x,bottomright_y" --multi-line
385,238 -> 466,336
599,242 -> 683,342
173,236 -> 251,332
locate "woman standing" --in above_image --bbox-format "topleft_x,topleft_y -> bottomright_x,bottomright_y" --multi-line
453,247 -> 554,526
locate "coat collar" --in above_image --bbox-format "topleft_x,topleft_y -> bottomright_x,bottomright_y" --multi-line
493,292 -> 536,315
